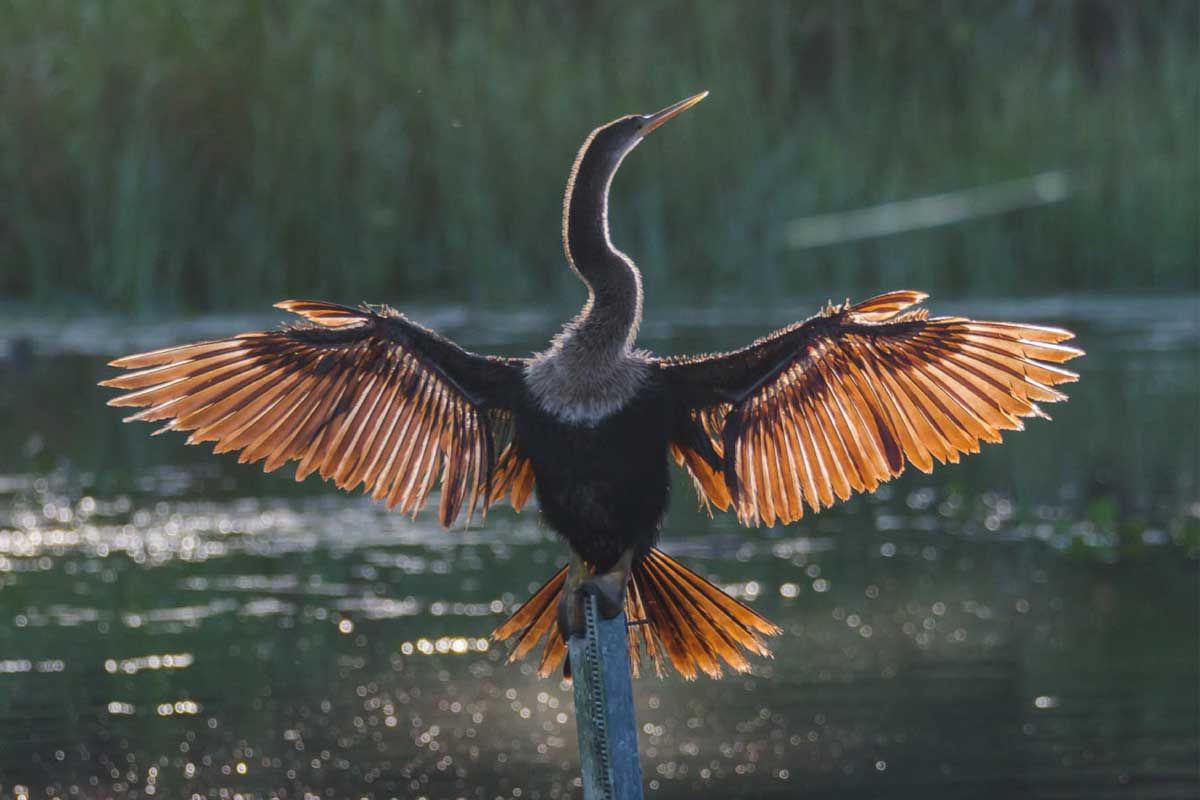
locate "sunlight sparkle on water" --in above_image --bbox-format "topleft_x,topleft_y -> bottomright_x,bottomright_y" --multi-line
0,305 -> 1195,797
104,652 -> 194,674
156,700 -> 200,716
399,637 -> 490,656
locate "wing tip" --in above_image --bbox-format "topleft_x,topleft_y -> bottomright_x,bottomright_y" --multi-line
848,290 -> 930,321
1055,343 -> 1085,360
106,351 -> 166,369
276,299 -> 367,327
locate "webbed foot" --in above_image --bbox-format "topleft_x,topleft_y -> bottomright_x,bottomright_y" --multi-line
555,548 -> 634,640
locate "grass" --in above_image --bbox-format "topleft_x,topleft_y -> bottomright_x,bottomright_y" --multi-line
0,0 -> 1196,312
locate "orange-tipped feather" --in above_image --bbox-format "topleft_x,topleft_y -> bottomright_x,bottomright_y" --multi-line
100,300 -> 522,530
492,548 -> 780,680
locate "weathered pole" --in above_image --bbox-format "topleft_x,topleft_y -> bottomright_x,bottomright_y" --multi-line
567,593 -> 644,800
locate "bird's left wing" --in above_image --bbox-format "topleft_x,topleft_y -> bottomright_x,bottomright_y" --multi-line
658,291 -> 1083,526
102,300 -> 531,528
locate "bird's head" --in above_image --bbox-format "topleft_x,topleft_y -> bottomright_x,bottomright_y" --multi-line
578,91 -> 709,178
561,90 -> 709,311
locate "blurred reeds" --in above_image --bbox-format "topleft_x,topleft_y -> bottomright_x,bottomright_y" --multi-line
0,0 -> 1195,312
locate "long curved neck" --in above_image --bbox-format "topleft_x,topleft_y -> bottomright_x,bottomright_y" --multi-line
560,133 -> 642,354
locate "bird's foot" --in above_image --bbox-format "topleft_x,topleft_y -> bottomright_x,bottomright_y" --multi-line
556,549 -> 633,640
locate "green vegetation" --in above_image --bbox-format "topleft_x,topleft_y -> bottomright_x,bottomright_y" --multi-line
0,0 -> 1195,312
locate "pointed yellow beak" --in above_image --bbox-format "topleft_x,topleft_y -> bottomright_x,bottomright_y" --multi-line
640,91 -> 708,137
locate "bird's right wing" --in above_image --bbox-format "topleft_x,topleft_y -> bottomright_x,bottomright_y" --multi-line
102,300 -> 534,528
659,291 -> 1083,526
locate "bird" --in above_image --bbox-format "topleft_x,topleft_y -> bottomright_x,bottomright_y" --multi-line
101,91 -> 1083,680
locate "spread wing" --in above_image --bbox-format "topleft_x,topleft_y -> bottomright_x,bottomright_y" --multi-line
102,300 -> 532,528
659,291 -> 1083,526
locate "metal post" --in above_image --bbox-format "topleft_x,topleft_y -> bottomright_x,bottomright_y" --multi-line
568,593 -> 644,800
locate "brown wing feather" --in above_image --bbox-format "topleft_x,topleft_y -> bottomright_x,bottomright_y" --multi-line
102,300 -> 529,528
664,291 -> 1083,526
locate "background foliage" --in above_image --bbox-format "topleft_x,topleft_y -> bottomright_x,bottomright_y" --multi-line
0,0 -> 1195,312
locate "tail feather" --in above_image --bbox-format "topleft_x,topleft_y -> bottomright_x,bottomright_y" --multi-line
493,564 -> 567,662
639,555 -> 725,678
626,577 -> 667,678
490,548 -> 781,680
640,554 -> 750,676
536,626 -> 568,676
648,552 -> 776,654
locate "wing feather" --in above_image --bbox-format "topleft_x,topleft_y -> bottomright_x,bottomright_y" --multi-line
661,291 -> 1082,526
102,301 -> 529,528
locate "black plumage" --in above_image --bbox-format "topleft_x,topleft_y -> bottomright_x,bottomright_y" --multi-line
513,374 -> 673,571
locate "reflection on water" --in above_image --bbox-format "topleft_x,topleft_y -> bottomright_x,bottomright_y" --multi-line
0,297 -> 1197,799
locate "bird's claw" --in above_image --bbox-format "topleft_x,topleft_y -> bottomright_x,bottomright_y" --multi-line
557,575 -> 626,639
556,583 -> 586,640
584,571 -> 627,618
556,552 -> 632,640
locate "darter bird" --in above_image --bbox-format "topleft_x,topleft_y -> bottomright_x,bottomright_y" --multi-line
101,92 -> 1083,679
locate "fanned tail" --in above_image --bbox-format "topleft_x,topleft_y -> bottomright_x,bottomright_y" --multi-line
491,563 -> 570,677
490,548 -> 781,680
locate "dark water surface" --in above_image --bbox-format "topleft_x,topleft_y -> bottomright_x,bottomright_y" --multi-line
0,297 -> 1196,799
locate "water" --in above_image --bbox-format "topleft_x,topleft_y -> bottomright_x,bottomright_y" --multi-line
0,296 -> 1197,799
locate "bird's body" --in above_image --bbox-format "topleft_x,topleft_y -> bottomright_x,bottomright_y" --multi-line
102,92 -> 1083,679
515,364 -> 671,569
